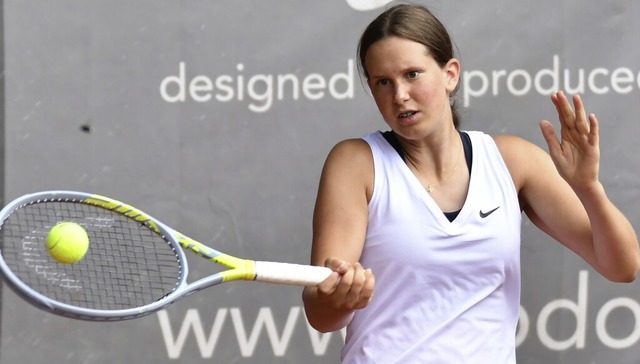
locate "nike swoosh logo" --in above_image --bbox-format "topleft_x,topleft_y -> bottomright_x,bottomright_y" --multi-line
479,206 -> 500,218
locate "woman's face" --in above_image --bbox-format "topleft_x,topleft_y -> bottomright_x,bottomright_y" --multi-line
365,36 -> 459,139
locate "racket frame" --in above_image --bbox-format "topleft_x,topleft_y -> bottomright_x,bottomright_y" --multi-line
0,191 -> 330,321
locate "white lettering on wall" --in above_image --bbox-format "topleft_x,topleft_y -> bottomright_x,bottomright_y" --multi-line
462,55 -> 640,106
158,306 -> 346,359
159,270 -> 638,359
159,60 -> 355,113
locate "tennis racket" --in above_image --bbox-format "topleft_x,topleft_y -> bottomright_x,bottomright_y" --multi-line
0,190 -> 332,321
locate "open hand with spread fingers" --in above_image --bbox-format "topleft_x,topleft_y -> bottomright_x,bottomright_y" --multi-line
539,91 -> 601,192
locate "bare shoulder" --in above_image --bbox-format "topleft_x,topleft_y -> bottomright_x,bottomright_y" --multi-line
321,138 -> 374,200
492,134 -> 537,153
492,134 -> 542,168
328,138 -> 372,157
492,134 -> 554,191
324,138 -> 373,174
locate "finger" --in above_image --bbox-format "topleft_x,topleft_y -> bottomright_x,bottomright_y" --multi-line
572,94 -> 590,135
348,264 -> 374,309
540,119 -> 561,156
362,268 -> 376,305
350,269 -> 375,309
316,257 -> 351,296
317,271 -> 351,303
364,268 -> 375,291
316,270 -> 343,294
324,257 -> 351,274
554,91 -> 577,130
588,113 -> 599,145
331,264 -> 356,300
345,263 -> 367,303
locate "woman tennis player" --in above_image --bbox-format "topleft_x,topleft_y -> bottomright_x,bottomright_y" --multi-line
302,4 -> 640,363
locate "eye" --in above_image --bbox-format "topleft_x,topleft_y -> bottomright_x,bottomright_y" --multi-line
407,71 -> 420,79
376,79 -> 390,86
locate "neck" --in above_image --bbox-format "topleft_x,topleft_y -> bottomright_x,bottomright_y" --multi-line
403,130 -> 463,193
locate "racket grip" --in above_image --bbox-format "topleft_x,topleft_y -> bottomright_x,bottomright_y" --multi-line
254,261 -> 333,286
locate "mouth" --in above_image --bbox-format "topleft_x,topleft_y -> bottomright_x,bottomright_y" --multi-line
398,111 -> 418,119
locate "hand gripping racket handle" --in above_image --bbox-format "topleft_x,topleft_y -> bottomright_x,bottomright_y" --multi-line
254,261 -> 333,286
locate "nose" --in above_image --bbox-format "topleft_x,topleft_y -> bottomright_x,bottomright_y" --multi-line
393,82 -> 410,104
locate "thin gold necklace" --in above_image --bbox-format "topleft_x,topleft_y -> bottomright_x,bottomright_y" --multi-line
412,138 -> 463,194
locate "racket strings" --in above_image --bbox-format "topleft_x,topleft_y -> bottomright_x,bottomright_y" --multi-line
0,200 -> 183,310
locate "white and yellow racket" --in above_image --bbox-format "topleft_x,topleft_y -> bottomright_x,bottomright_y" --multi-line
0,191 -> 331,321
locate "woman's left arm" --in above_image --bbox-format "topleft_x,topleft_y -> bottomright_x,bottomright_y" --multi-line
499,91 -> 640,282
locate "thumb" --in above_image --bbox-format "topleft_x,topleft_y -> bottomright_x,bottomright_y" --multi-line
539,119 -> 560,154
324,257 -> 351,274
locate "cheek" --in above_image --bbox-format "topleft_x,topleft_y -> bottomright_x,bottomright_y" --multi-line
370,89 -> 391,109
373,98 -> 392,120
370,93 -> 397,124
413,83 -> 442,102
425,75 -> 452,98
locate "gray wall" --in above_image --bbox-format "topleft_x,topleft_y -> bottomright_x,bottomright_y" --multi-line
1,1 -> 639,363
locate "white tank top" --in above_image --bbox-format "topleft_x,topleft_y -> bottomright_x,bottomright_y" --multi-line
341,131 -> 521,364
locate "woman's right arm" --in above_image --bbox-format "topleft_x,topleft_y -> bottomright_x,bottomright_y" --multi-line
302,138 -> 376,333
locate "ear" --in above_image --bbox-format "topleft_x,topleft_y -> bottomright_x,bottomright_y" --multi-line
443,58 -> 460,94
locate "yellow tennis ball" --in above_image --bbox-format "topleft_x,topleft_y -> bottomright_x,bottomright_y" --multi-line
46,222 -> 90,264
